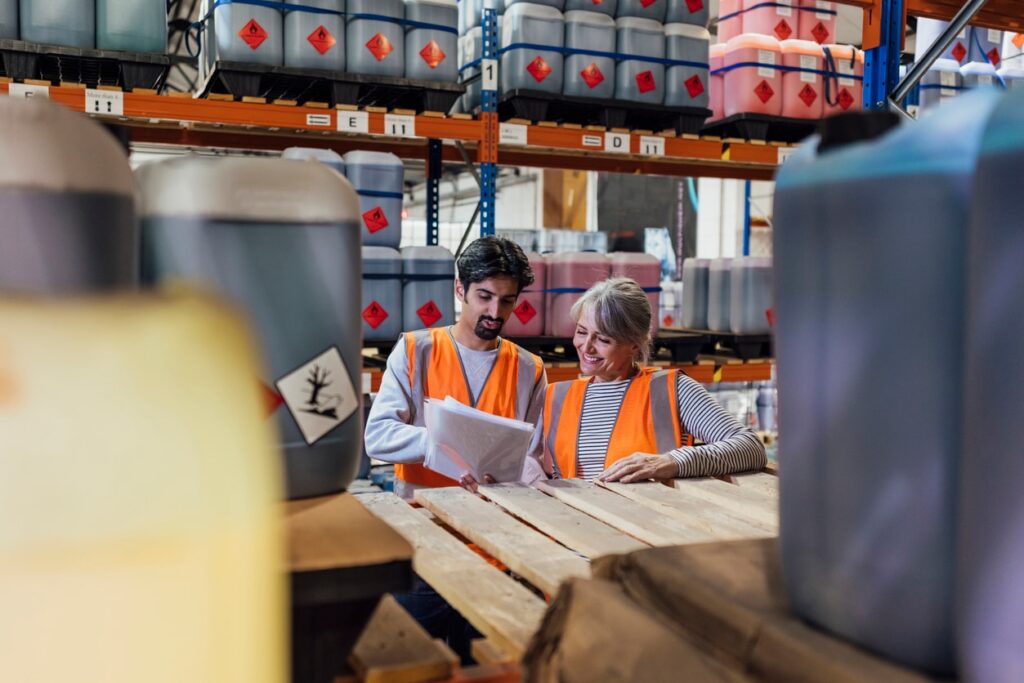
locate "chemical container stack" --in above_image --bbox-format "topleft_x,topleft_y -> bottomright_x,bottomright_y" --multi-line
502,252 -> 547,336
402,246 -> 456,331
11,0 -> 168,51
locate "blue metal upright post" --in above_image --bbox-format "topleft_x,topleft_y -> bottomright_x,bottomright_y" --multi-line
478,2 -> 499,236
742,180 -> 752,256
426,138 -> 442,246
862,0 -> 904,110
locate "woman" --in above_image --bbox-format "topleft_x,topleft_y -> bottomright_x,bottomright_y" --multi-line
543,277 -> 766,482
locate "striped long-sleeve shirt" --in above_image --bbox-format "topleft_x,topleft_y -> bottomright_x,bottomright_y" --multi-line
572,372 -> 766,480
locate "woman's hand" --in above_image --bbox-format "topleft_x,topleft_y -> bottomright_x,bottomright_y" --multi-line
598,453 -> 678,483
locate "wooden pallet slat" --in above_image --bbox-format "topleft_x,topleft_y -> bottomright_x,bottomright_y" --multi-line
478,483 -> 647,559
357,493 -> 546,658
415,487 -> 590,596
723,471 -> 780,499
348,595 -> 457,683
535,479 -> 715,546
668,478 -> 779,533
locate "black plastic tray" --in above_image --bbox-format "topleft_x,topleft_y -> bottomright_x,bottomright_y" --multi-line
0,38 -> 169,90
701,112 -> 818,143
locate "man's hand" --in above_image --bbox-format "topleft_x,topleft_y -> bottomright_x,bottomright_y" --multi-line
598,454 -> 678,483
459,473 -> 497,492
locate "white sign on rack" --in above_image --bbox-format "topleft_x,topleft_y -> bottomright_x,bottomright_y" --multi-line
306,113 -> 331,127
337,110 -> 369,133
499,122 -> 528,145
604,132 -> 631,154
385,114 -> 417,138
8,83 -> 49,99
639,135 -> 665,156
85,89 -> 124,117
481,58 -> 498,91
582,134 -> 603,147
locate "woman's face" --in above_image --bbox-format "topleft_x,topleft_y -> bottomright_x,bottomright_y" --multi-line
573,306 -> 639,382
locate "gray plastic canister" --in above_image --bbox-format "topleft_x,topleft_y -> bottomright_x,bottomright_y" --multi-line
919,58 -> 963,111
772,90 -> 1003,675
405,0 -> 458,82
565,0 -> 615,16
563,11 -> 615,98
501,3 -> 565,95
458,26 -> 482,111
281,147 -> 346,175
680,257 -> 708,329
362,246 -> 404,342
459,0 -> 505,32
968,25 -> 1001,65
212,0 -> 283,65
706,258 -> 732,332
959,86 -> 1024,683
729,256 -> 772,334
615,0 -> 665,22
344,150 -> 404,248
347,0 -> 404,77
505,0 -> 563,9
284,0 -> 346,71
665,0 -> 707,27
664,22 -> 710,108
138,156 -> 364,500
19,0 -> 93,47
97,0 -> 167,52
402,246 -> 455,330
0,97 -> 135,294
615,17 -> 665,104
0,0 -> 15,39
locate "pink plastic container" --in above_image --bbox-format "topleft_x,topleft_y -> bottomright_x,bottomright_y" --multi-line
741,0 -> 798,41
798,0 -> 837,44
823,44 -> 863,115
503,252 -> 547,337
609,252 -> 662,335
545,252 -> 610,337
717,0 -> 743,43
724,34 -> 783,117
780,39 -> 824,118
709,43 -> 726,120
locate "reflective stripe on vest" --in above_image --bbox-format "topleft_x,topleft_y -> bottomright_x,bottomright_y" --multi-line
394,326 -> 543,488
543,368 -> 683,479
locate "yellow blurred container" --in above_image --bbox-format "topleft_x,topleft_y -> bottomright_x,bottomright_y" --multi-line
0,290 -> 286,683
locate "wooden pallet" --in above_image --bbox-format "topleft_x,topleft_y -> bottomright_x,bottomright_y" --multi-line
356,474 -> 778,661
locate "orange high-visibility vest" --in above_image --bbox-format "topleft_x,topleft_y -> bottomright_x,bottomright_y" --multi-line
543,367 -> 683,479
394,326 -> 543,488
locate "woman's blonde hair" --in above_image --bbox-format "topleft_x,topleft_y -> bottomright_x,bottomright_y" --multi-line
570,277 -> 653,365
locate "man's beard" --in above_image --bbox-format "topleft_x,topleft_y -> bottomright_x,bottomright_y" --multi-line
474,315 -> 504,340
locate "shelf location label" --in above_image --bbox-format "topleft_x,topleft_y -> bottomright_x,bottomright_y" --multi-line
337,110 -> 369,134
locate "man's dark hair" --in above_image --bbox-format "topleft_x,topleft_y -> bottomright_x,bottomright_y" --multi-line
457,236 -> 534,294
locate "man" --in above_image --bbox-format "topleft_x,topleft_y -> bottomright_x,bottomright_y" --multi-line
364,236 -> 548,662
365,235 -> 549,497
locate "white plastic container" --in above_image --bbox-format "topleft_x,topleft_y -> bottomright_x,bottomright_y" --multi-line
402,246 -> 456,330
665,0 -> 708,28
716,0 -> 741,43
344,150 -> 405,249
97,0 -> 167,52
723,33 -> 783,117
284,0 -> 345,71
780,39 -> 824,119
797,0 -> 835,45
501,3 -> 565,94
709,42 -> 725,119
609,252 -> 662,334
19,0 -> 93,47
706,257 -> 732,332
969,25 -> 1002,66
664,23 -> 711,109
566,0 -> 615,15
916,17 -> 968,64
405,0 -> 458,82
281,146 -> 346,174
362,246 -> 404,342
502,252 -> 547,336
347,0 -> 404,77
741,0 -> 797,41
961,60 -> 999,88
729,256 -> 772,334
822,44 -> 862,115
0,0 -> 16,39
615,16 -> 666,104
681,257 -> 709,329
545,252 -> 610,336
616,0 -> 665,22
918,57 -> 963,111
210,0 -> 283,66
563,10 -> 616,99
997,65 -> 1024,89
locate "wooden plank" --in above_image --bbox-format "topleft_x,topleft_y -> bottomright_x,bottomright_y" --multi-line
357,493 -> 546,658
349,595 -> 457,683
597,481 -> 775,540
535,479 -> 716,546
415,487 -> 590,596
723,471 -> 779,499
478,483 -> 647,559
471,639 -> 513,666
668,479 -> 778,533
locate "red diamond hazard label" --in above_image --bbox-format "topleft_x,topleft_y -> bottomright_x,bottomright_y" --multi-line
239,19 -> 268,50
260,381 -> 284,417
951,41 -> 967,63
811,21 -> 830,43
513,299 -> 537,325
774,19 -> 792,40
837,87 -> 854,110
987,48 -> 1001,67
636,70 -> 656,94
581,63 -> 605,89
685,74 -> 704,98
641,0 -> 656,6
420,39 -> 446,69
686,0 -> 704,12
799,83 -> 817,107
527,56 -> 552,83
307,25 -> 336,55
417,300 -> 443,327
592,0 -> 603,4
754,80 -> 774,103
366,32 -> 393,62
362,206 -> 389,233
362,301 -> 389,329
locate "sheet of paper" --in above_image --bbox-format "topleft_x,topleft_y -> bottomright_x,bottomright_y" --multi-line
423,396 -> 533,483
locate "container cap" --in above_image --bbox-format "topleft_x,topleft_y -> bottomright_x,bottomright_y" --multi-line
664,23 -> 711,40
823,44 -> 863,62
615,16 -> 664,32
961,61 -> 998,74
349,0 -> 404,18
343,150 -> 404,167
282,147 -> 345,164
363,246 -> 403,260
780,39 -> 824,56
564,10 -> 616,27
0,97 -> 134,196
401,245 -> 455,261
502,2 -> 564,21
138,156 -> 361,223
725,33 -> 781,52
930,57 -> 963,72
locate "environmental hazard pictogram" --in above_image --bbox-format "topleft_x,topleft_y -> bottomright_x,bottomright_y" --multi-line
275,347 -> 358,446
362,301 -> 389,329
362,206 -> 390,233
417,300 -> 443,327
366,32 -> 393,61
307,25 -> 336,55
239,19 -> 268,50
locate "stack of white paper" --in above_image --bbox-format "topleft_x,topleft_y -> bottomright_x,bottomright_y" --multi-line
423,396 -> 533,483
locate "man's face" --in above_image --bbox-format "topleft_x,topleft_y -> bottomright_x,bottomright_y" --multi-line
455,276 -> 521,340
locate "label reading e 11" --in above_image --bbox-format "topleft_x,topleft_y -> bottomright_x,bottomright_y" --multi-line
604,132 -> 630,153
337,110 -> 369,133
385,114 -> 417,138
85,89 -> 124,116
639,136 -> 665,156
